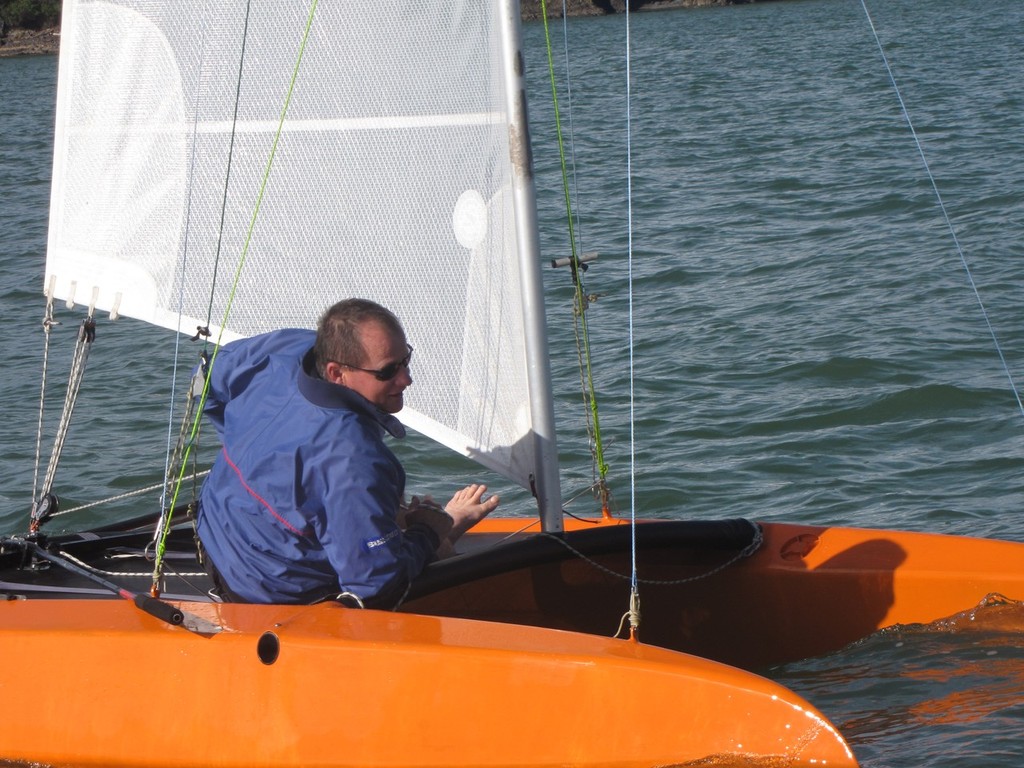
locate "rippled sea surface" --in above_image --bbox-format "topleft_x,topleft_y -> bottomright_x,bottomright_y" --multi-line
2,0 -> 1023,765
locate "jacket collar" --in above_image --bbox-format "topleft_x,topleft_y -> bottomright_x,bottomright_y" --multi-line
297,348 -> 406,439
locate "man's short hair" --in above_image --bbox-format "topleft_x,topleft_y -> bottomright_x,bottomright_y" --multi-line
314,299 -> 405,376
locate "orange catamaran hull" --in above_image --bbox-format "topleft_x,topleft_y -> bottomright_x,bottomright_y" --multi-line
407,517 -> 1024,669
0,598 -> 855,768
3,516 -> 1024,766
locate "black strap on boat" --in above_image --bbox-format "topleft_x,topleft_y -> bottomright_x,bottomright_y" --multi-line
407,519 -> 760,600
4,537 -> 189,628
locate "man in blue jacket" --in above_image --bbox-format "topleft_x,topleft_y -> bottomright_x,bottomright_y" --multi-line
196,298 -> 498,607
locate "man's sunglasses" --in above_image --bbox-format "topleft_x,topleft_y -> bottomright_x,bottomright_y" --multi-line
338,344 -> 413,381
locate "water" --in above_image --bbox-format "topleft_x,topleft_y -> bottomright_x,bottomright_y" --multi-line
2,0 -> 1023,764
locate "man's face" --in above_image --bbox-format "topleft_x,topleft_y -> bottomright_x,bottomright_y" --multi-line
326,320 -> 412,413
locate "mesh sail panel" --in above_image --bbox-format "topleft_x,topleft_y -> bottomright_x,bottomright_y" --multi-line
47,0 -> 552,491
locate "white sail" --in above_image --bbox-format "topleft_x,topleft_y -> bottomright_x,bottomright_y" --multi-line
46,0 -> 561,519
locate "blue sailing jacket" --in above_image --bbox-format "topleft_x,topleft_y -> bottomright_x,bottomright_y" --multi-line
195,328 -> 439,605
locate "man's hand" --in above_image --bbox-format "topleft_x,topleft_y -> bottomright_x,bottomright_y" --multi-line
445,484 -> 499,543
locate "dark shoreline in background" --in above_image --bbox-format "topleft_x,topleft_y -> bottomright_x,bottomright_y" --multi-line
0,0 -> 774,58
0,26 -> 60,57
520,0 -> 773,21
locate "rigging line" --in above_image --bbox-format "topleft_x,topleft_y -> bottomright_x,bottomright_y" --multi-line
50,470 -> 210,518
625,0 -> 639,635
152,0 -> 321,594
539,0 -> 611,511
151,0 -> 237,589
59,549 -> 206,581
32,314 -> 96,532
556,0 -> 595,480
158,0 -> 213,537
558,0 -> 611,508
203,0 -> 254,331
559,2 -> 585,258
30,285 -> 55,520
538,520 -> 763,588
11,538 -> 188,629
859,0 -> 1024,419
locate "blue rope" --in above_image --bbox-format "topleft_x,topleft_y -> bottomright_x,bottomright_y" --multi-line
624,2 -> 639,606
860,0 -> 1024,419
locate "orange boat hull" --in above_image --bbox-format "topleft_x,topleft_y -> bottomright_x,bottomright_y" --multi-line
0,599 -> 855,767
406,518 -> 1024,669
4,517 -> 1021,765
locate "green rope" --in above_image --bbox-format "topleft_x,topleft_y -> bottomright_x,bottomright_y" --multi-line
539,0 -> 611,507
151,0 -> 321,594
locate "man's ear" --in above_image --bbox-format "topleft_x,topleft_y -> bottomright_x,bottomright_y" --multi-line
323,361 -> 346,385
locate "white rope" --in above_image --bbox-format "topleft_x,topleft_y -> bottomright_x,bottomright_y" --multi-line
32,313 -> 96,529
30,284 -> 56,516
615,590 -> 641,640
39,318 -> 94,494
859,0 -> 1024,419
59,549 -> 205,580
49,470 -> 210,518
